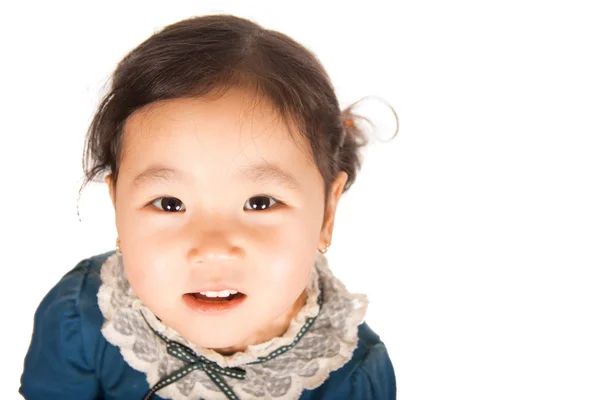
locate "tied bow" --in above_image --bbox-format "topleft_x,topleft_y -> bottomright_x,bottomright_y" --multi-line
141,313 -> 245,400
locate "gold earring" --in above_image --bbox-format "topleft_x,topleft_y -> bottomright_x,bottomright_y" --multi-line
318,242 -> 330,254
116,238 -> 121,254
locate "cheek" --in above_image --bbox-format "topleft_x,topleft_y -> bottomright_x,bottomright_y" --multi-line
257,251 -> 315,308
121,249 -> 180,306
263,208 -> 322,252
252,211 -> 320,295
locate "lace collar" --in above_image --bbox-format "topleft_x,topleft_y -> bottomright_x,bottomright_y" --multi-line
97,252 -> 368,400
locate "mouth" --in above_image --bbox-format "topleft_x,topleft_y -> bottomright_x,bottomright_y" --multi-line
190,291 -> 245,302
182,291 -> 247,314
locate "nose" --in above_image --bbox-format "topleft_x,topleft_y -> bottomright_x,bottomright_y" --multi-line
185,216 -> 243,264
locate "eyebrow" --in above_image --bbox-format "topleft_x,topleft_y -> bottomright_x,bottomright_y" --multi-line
131,163 -> 302,192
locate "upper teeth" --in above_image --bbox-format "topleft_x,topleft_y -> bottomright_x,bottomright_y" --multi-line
200,290 -> 238,298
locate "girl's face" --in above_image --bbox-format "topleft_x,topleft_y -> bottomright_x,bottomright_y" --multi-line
106,89 -> 347,351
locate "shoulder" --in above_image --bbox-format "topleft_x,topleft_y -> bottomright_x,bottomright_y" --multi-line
348,323 -> 397,398
300,322 -> 396,400
26,250 -> 114,346
37,250 -> 114,342
356,322 -> 396,375
20,250 -> 121,398
41,250 -> 121,364
42,250 -> 114,303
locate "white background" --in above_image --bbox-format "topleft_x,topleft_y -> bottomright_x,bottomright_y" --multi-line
1,0 -> 599,398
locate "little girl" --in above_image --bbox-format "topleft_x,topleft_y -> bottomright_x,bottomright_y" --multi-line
20,14 -> 398,400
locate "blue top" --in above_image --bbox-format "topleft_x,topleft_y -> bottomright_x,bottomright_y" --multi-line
19,251 -> 396,399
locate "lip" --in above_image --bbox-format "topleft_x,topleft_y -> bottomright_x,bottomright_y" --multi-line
182,293 -> 247,315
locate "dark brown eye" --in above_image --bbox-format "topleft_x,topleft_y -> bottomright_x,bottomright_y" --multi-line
244,196 -> 277,211
151,197 -> 185,212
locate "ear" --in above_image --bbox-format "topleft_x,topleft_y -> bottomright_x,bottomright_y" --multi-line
319,171 -> 348,250
105,174 -> 116,210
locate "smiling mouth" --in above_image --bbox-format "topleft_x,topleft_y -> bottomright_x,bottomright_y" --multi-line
189,292 -> 246,302
183,291 -> 247,314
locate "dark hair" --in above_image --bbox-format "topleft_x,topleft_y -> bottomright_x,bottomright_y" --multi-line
79,14 -> 398,210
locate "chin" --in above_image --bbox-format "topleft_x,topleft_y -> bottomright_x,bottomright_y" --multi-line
180,327 -> 248,352
194,335 -> 245,352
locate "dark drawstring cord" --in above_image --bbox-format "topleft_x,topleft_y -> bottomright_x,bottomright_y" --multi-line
141,283 -> 323,400
140,312 -> 246,400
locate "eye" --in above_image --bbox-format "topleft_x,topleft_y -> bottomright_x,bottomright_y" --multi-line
244,195 -> 279,211
150,197 -> 186,212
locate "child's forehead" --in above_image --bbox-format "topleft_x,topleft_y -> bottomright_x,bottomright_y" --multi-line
127,91 -> 284,133
123,91 -> 303,149
118,92 -> 316,184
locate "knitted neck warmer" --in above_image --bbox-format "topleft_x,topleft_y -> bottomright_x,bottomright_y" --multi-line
97,252 -> 368,400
